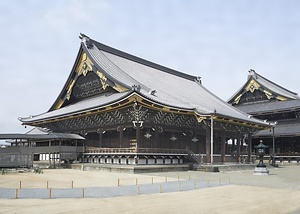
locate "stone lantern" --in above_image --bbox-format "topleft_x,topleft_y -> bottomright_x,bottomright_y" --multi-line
254,143 -> 269,175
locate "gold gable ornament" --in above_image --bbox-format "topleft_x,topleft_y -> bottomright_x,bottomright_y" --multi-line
263,90 -> 273,99
76,53 -> 94,77
234,94 -> 243,105
66,80 -> 75,100
245,79 -> 260,93
96,71 -> 109,90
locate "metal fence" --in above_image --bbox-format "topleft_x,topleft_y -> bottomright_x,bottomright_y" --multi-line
0,178 -> 230,199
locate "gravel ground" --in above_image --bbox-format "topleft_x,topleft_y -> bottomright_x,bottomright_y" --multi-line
0,164 -> 299,213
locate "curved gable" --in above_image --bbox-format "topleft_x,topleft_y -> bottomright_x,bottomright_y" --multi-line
228,70 -> 299,106
50,46 -> 130,111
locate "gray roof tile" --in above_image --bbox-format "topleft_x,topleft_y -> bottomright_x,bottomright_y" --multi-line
20,35 -> 270,127
253,120 -> 300,137
236,99 -> 300,114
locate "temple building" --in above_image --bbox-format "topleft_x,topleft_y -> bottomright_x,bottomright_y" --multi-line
17,34 -> 270,165
0,128 -> 84,168
228,70 -> 300,156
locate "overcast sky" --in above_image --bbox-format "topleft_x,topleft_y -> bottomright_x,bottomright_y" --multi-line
1,0 -> 300,134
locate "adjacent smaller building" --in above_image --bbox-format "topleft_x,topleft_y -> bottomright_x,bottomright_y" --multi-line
0,128 -> 84,168
228,70 -> 300,155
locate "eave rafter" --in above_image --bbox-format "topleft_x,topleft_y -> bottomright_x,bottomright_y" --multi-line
199,114 -> 269,131
25,92 -> 269,132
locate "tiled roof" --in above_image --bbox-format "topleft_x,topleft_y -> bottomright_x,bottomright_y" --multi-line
20,35 -> 270,127
253,120 -> 300,137
0,127 -> 85,140
236,99 -> 300,114
251,71 -> 299,100
228,70 -> 300,103
20,92 -> 130,123
89,41 -> 267,125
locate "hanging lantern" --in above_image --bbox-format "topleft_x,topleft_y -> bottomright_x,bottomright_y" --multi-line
144,132 -> 152,139
191,137 -> 199,142
170,135 -> 177,141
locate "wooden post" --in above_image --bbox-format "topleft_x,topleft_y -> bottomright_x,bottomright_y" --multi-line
49,188 -> 52,199
15,189 -> 18,199
160,184 -> 162,193
71,181 -> 74,188
151,177 -> 153,184
59,140 -> 62,167
135,178 -> 138,186
119,127 -> 124,148
118,179 -> 120,186
137,186 -> 140,195
210,115 -> 214,165
136,124 -> 141,152
206,126 -> 211,163
237,136 -> 241,163
154,127 -> 160,148
82,188 -> 85,198
221,130 -> 226,163
46,181 -> 49,189
19,181 -> 22,189
247,133 -> 252,163
99,131 -> 103,148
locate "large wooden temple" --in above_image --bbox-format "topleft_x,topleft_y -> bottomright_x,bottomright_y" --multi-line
18,34 -> 271,165
228,70 -> 300,156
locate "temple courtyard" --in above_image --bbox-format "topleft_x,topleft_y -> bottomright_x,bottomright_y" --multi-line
0,164 -> 300,213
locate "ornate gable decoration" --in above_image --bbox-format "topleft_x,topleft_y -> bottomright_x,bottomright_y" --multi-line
245,79 -> 260,93
232,79 -> 269,105
232,78 -> 290,105
53,51 -> 129,110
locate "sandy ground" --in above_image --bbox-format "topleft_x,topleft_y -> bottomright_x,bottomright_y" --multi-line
0,165 -> 300,214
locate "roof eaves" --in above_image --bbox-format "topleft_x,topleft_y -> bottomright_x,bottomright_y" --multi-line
19,91 -> 133,124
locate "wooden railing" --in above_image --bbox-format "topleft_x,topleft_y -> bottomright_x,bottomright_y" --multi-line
274,153 -> 300,157
85,147 -> 189,154
86,147 -> 136,154
137,148 -> 188,154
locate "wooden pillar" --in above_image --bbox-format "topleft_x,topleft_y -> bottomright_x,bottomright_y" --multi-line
205,126 -> 211,163
236,135 -> 241,163
247,133 -> 252,163
59,140 -> 62,166
99,132 -> 102,148
49,153 -> 51,167
119,127 -> 123,148
155,127 -> 160,148
221,130 -> 226,163
136,125 -> 141,152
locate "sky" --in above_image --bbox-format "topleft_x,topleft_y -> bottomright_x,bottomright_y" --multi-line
1,0 -> 300,135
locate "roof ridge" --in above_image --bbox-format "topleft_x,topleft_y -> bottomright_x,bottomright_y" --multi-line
250,70 -> 299,97
88,37 -> 198,82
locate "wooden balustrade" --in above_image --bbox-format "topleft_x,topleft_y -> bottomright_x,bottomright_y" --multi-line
85,147 -> 188,154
